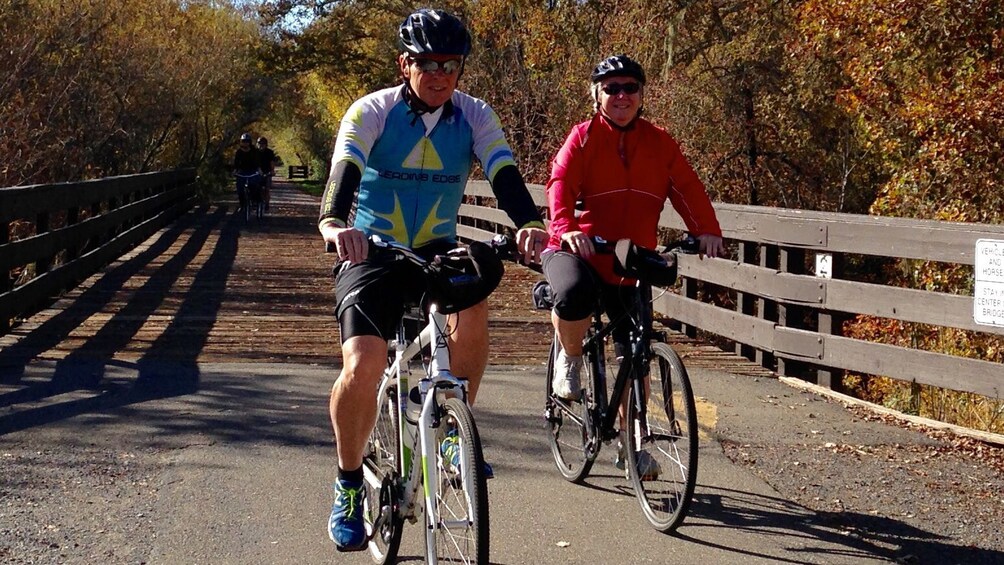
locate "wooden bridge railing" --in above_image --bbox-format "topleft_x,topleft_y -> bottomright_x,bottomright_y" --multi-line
460,181 -> 1004,401
0,169 -> 198,335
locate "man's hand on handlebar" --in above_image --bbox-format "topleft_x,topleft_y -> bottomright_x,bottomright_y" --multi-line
321,224 -> 368,264
696,234 -> 726,259
516,226 -> 548,265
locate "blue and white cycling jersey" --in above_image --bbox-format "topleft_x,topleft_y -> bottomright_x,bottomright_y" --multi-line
328,85 -> 519,249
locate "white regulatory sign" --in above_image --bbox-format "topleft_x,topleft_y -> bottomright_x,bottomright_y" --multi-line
974,239 -> 1004,327
815,253 -> 833,279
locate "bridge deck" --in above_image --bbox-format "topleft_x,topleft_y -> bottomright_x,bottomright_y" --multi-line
1,182 -> 1001,563
0,184 -> 560,367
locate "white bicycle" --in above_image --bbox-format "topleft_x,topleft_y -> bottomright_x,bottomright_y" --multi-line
334,235 -> 514,564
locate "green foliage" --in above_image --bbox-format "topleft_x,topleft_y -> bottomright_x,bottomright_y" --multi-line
0,0 -> 270,187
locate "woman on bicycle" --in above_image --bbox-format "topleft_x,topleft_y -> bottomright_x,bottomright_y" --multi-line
543,54 -> 725,405
256,136 -> 276,212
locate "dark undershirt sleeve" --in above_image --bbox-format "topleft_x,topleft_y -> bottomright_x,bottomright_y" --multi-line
319,161 -> 362,228
489,164 -> 545,230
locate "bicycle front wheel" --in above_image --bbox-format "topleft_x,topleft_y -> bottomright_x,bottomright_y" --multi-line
428,397 -> 489,564
625,342 -> 699,532
362,384 -> 403,564
544,337 -> 594,482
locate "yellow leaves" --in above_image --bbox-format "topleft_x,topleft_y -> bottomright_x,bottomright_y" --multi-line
2,0 -> 268,185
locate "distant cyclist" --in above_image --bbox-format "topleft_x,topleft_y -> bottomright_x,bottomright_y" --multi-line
318,8 -> 547,552
256,136 -> 277,212
232,133 -> 261,212
542,54 -> 725,469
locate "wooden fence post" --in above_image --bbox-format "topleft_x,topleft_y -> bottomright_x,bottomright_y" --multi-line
757,244 -> 778,370
35,211 -> 52,274
1,220 -> 9,334
735,241 -> 757,360
777,247 -> 807,378
816,252 -> 845,391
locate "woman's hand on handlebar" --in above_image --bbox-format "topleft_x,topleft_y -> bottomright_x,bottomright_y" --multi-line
516,226 -> 548,265
696,233 -> 726,259
559,230 -> 596,259
321,224 -> 368,264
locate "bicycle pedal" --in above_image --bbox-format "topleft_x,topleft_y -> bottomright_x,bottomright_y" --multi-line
543,407 -> 560,423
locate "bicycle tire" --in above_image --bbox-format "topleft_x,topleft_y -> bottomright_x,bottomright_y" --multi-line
544,337 -> 594,482
625,342 -> 698,532
427,397 -> 489,564
362,384 -> 404,563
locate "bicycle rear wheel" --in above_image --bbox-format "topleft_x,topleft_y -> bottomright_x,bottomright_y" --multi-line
362,383 -> 403,564
428,397 -> 489,564
625,342 -> 698,532
544,337 -> 594,482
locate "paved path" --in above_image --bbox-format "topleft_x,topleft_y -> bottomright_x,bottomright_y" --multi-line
1,182 -> 1001,564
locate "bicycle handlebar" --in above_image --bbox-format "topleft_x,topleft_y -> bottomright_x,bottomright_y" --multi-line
324,234 -> 518,265
562,234 -> 700,286
578,234 -> 700,256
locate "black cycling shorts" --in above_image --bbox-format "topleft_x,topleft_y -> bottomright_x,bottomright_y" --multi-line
334,240 -> 457,342
541,250 -> 637,343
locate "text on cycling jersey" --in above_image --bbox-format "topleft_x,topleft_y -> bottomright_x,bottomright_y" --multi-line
377,169 -> 462,183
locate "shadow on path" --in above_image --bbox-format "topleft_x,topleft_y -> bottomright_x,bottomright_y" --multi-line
679,484 -> 1002,564
0,206 -> 238,435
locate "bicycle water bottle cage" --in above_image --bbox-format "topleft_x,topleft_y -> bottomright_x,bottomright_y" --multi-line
424,240 -> 504,314
613,239 -> 678,286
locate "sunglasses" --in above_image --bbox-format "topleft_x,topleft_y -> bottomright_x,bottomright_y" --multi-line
410,58 -> 463,75
602,82 -> 641,96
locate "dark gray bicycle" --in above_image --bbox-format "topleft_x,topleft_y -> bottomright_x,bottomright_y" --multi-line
538,235 -> 700,532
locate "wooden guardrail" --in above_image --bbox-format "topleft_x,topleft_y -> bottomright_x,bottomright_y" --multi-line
459,181 -> 1004,401
0,169 -> 198,335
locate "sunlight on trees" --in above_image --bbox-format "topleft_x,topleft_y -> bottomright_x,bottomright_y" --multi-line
0,0 -> 266,186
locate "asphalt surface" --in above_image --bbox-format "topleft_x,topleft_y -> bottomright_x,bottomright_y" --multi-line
3,359 -> 1002,564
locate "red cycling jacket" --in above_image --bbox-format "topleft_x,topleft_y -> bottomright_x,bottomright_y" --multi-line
545,114 -> 722,285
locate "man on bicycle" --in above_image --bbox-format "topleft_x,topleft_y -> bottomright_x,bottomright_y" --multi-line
542,55 -> 725,473
318,8 -> 546,552
232,132 -> 260,212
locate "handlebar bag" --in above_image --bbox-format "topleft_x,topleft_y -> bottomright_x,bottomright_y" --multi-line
424,240 -> 505,314
613,239 -> 678,287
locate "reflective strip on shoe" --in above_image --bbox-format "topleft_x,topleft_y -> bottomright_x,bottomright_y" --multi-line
329,480 -> 367,551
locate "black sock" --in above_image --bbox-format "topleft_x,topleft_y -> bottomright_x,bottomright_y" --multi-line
338,466 -> 364,483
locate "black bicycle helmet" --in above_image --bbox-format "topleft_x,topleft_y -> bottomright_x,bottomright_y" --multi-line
398,8 -> 471,56
591,54 -> 647,85
257,136 -> 267,145
239,132 -> 252,143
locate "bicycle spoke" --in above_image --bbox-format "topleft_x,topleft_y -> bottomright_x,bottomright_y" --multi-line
626,343 -> 698,532
362,384 -> 403,563
545,338 -> 594,482
428,398 -> 488,564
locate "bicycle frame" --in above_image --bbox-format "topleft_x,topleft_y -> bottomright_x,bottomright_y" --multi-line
363,302 -> 471,564
581,282 -> 660,448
